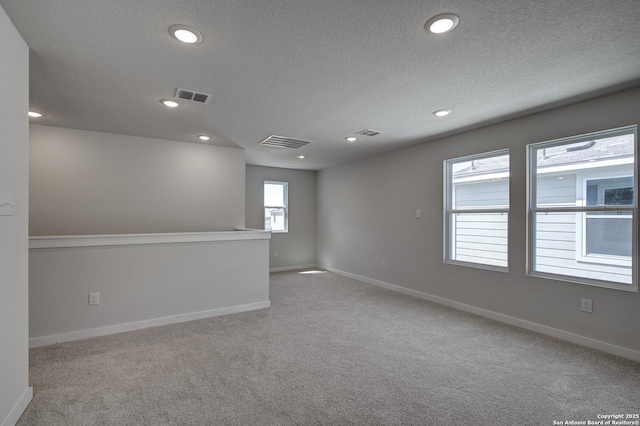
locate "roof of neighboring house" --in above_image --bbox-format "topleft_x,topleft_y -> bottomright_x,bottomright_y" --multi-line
454,134 -> 634,178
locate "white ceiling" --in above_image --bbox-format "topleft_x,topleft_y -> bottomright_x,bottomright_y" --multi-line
2,0 -> 640,170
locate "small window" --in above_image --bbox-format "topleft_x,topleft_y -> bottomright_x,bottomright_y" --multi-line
582,177 -> 633,260
444,150 -> 510,271
264,181 -> 288,233
527,126 -> 637,291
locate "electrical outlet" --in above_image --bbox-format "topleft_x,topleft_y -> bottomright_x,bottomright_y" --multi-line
382,261 -> 386,270
274,251 -> 279,258
416,209 -> 421,218
581,298 -> 592,313
89,292 -> 100,306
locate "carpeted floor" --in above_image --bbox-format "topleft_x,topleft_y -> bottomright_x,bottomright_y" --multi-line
18,270 -> 640,425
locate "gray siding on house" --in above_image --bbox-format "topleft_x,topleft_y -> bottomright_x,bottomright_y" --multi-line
534,175 -> 579,273
453,171 -> 632,284
536,175 -> 577,207
454,180 -> 508,208
534,174 -> 632,284
452,180 -> 508,266
534,213 -> 631,284
453,213 -> 508,267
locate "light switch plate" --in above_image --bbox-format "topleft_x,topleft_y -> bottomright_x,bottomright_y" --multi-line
0,193 -> 14,216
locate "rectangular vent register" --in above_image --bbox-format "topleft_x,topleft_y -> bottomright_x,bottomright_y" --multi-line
259,135 -> 312,149
175,88 -> 211,104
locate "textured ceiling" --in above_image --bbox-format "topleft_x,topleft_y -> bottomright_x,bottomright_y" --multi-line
2,0 -> 640,170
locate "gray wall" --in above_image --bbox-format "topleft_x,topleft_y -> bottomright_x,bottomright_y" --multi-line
30,235 -> 270,345
30,125 -> 246,235
0,6 -> 31,424
317,86 -> 640,353
246,165 -> 316,270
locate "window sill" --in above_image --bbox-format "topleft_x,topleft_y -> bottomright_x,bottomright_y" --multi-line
444,259 -> 509,273
527,270 -> 638,292
575,255 -> 632,268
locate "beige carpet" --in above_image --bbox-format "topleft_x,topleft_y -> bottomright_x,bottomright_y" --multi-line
18,270 -> 640,425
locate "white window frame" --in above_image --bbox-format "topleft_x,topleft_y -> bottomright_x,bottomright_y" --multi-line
526,126 -> 638,292
264,181 -> 288,233
575,171 -> 633,267
443,149 -> 510,272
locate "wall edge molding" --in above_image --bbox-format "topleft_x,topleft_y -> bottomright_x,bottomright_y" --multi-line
29,301 -> 271,348
1,386 -> 32,426
323,266 -> 640,362
270,264 -> 319,273
29,229 -> 271,250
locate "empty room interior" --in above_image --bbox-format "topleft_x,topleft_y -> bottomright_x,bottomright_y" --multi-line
1,1 -> 639,425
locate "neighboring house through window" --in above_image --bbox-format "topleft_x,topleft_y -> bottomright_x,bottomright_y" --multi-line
444,150 -> 510,271
527,126 -> 637,291
579,175 -> 633,265
264,181 -> 288,232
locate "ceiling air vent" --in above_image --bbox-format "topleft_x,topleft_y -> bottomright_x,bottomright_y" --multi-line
175,88 -> 212,104
356,129 -> 383,137
259,135 -> 312,149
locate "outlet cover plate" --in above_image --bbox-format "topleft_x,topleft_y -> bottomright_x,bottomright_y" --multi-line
89,292 -> 100,305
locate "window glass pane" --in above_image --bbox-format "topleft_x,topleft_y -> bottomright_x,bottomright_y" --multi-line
265,207 -> 286,231
264,181 -> 288,232
536,174 -> 577,208
452,154 -> 509,209
586,177 -> 633,207
533,212 -> 632,284
535,134 -> 634,208
445,151 -> 509,270
605,187 -> 633,205
529,127 -> 637,289
585,215 -> 632,257
264,183 -> 285,207
450,212 -> 508,268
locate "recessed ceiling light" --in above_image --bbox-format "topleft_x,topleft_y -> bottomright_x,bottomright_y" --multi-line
28,111 -> 43,118
161,99 -> 181,108
198,135 -> 210,141
433,109 -> 452,117
169,25 -> 203,44
297,155 -> 306,159
345,137 -> 357,142
425,13 -> 460,34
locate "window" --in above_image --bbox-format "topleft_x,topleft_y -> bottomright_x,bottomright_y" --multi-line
527,126 -> 637,291
582,177 -> 633,260
444,150 -> 510,271
264,181 -> 288,232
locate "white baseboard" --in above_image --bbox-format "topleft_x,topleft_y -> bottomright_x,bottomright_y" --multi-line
2,386 -> 32,426
270,264 -> 318,273
324,267 -> 640,363
29,301 -> 271,349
